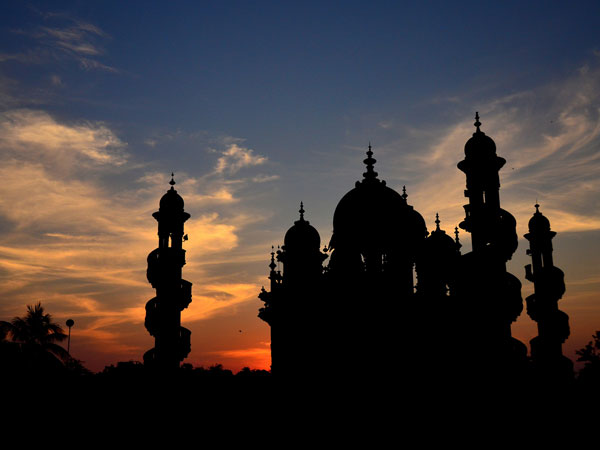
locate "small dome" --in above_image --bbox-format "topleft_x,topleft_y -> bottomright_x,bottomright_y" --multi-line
284,203 -> 321,250
528,204 -> 551,234
425,228 -> 457,254
160,187 -> 184,211
422,215 -> 458,255
465,132 -> 496,158
159,174 -> 184,211
464,112 -> 496,158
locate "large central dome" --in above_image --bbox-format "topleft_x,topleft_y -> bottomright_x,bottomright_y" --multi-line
331,145 -> 427,254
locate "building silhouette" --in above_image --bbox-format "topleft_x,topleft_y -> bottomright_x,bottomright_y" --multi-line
259,113 -> 572,384
144,175 -> 193,371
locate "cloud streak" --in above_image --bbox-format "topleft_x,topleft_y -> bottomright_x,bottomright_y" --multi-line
0,109 -> 279,370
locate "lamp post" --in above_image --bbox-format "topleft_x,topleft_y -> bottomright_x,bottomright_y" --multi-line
66,319 -> 74,354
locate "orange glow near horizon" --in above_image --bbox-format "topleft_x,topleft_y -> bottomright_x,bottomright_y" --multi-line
1,66 -> 600,374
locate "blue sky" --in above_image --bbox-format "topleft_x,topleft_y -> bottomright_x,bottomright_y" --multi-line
1,1 -> 599,371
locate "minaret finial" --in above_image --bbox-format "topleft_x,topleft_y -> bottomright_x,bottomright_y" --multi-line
454,226 -> 460,244
169,172 -> 176,189
474,112 -> 481,132
299,201 -> 305,220
269,246 -> 276,271
363,143 -> 378,180
435,213 -> 440,231
402,185 -> 408,201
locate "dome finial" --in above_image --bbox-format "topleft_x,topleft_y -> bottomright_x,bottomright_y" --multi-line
474,112 -> 481,133
299,201 -> 305,221
435,213 -> 441,231
169,172 -> 176,190
363,143 -> 378,180
535,201 -> 540,214
402,185 -> 408,201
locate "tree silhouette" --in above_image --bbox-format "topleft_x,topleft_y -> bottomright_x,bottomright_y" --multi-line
576,331 -> 600,386
0,302 -> 70,373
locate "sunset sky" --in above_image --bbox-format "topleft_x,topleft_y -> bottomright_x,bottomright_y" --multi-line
1,1 -> 599,373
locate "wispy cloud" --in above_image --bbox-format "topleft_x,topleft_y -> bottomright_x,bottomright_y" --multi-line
376,61 -> 600,239
0,109 -> 127,175
214,143 -> 268,175
2,14 -> 117,73
0,108 -> 277,370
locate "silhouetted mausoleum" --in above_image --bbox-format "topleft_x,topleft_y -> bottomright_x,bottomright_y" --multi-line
259,114 -> 572,385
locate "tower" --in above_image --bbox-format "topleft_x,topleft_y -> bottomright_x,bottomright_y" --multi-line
144,174 -> 193,371
524,204 -> 573,382
456,113 -> 527,380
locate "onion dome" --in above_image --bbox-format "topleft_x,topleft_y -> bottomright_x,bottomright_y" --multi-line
528,203 -> 551,234
159,173 -> 185,211
284,202 -> 321,250
464,112 -> 497,158
332,145 -> 427,252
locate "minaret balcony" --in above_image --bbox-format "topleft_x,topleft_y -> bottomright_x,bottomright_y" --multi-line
144,297 -> 159,336
178,326 -> 192,360
178,279 -> 193,310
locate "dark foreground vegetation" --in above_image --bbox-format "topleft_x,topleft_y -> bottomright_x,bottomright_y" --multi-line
1,303 -> 598,412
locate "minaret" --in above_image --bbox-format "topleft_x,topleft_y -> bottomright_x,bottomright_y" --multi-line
458,112 -> 509,252
456,113 -> 526,380
144,174 -> 193,371
524,204 -> 573,382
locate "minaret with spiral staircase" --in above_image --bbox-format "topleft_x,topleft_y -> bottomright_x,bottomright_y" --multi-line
144,174 -> 193,371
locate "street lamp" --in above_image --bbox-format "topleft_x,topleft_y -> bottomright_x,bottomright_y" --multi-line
66,319 -> 74,354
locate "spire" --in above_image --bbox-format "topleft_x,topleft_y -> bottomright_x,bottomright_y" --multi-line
474,112 -> 481,133
362,143 -> 379,181
169,172 -> 176,190
454,226 -> 462,250
402,185 -> 408,201
435,213 -> 441,231
299,201 -> 305,221
269,246 -> 276,272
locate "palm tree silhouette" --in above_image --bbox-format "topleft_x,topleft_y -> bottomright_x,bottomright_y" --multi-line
0,302 -> 70,371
